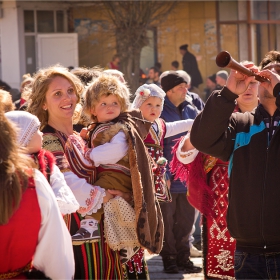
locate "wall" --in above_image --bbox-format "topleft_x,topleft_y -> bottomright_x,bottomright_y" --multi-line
0,0 -> 21,89
157,1 -> 218,95
72,2 -> 220,95
71,5 -> 115,69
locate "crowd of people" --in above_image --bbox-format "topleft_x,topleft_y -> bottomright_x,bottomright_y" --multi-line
1,46 -> 280,280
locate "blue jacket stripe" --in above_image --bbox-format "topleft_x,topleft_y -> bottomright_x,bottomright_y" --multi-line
228,122 -> 266,176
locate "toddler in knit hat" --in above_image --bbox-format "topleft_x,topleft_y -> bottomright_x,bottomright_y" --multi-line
5,111 -> 79,215
131,84 -> 193,202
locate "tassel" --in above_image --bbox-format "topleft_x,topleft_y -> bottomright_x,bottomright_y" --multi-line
170,138 -> 215,218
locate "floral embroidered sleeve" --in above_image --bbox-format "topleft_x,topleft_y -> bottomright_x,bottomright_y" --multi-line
42,133 -> 105,216
175,132 -> 199,164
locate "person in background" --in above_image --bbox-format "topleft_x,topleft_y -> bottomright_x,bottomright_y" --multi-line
107,54 -> 121,70
71,66 -> 102,85
179,44 -> 203,91
0,89 -> 15,112
159,70 -> 203,274
71,66 -> 103,132
171,72 -> 259,279
190,51 -> 280,279
155,62 -> 163,75
0,79 -> 11,92
171,60 -> 179,71
0,94 -> 74,280
170,71 -> 203,258
104,69 -> 126,83
203,73 -> 217,101
215,70 -> 228,89
14,73 -> 34,110
147,66 -> 161,86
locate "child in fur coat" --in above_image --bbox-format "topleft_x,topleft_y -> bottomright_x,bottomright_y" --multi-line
73,74 -> 162,266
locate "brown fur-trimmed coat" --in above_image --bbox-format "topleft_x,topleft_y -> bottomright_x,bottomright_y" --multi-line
88,109 -> 164,254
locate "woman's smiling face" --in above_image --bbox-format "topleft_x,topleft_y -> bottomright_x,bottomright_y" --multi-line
43,76 -> 78,122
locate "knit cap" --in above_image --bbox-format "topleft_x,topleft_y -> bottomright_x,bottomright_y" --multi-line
216,70 -> 228,81
208,73 -> 216,83
5,111 -> 40,147
131,84 -> 166,109
161,71 -> 187,93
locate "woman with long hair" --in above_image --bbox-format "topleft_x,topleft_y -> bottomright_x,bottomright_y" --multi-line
27,65 -> 129,279
0,94 -> 74,279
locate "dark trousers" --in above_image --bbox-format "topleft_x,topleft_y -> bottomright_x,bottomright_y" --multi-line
159,192 -> 195,259
235,250 -> 280,279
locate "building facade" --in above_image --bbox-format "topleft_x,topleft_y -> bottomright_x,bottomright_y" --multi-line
1,0 -> 280,92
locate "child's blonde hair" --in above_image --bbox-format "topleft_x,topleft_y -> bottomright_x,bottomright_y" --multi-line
84,73 -> 131,121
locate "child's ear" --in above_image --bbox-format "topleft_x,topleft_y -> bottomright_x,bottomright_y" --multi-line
90,107 -> 96,116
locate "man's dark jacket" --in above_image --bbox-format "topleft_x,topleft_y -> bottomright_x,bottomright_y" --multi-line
161,92 -> 204,193
182,51 -> 203,88
191,84 -> 280,253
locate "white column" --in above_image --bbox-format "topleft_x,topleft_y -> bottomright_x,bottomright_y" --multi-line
0,1 -> 21,89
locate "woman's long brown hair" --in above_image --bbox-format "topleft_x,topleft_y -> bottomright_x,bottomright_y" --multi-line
0,96 -> 34,225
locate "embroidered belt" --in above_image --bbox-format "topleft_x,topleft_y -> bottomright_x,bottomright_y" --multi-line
98,164 -> 131,176
0,261 -> 32,279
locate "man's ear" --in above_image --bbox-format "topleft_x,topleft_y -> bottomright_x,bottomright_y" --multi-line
166,89 -> 173,96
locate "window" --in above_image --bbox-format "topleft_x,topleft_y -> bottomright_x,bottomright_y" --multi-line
24,10 -> 34,32
56,11 -> 64,32
37,11 -> 54,33
218,1 -> 238,21
217,0 -> 280,63
24,10 -> 65,33
23,9 -> 66,73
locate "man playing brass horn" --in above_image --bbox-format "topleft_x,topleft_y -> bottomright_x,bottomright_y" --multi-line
190,50 -> 280,279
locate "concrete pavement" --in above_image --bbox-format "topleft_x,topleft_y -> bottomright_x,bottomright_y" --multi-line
145,251 -> 203,280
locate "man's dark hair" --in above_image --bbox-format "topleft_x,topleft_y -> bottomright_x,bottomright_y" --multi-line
154,62 -> 162,70
71,67 -> 102,85
171,60 -> 179,69
259,50 -> 280,70
149,66 -> 160,74
179,44 -> 188,51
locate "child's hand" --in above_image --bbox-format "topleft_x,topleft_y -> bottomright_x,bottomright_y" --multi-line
80,127 -> 89,140
103,190 -> 114,204
107,189 -> 132,203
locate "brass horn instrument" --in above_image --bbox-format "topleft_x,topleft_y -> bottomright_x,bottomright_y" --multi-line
216,51 -> 269,83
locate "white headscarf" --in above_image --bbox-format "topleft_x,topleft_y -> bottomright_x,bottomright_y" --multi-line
5,111 -> 40,147
131,83 -> 166,109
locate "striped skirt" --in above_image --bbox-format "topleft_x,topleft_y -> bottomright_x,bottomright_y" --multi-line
65,213 -> 123,279
65,213 -> 149,280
